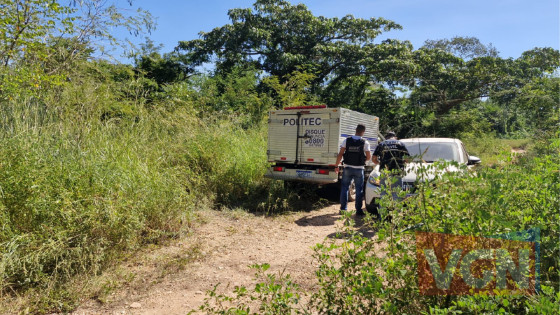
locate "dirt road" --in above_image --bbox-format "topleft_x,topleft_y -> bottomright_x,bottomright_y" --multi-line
73,202 -> 370,315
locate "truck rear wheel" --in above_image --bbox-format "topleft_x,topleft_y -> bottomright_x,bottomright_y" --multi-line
348,179 -> 356,201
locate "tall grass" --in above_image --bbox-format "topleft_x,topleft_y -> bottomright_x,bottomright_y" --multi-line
0,92 -> 270,311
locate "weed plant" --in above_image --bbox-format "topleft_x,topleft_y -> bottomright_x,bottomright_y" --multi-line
0,92 -> 272,312
198,138 -> 559,314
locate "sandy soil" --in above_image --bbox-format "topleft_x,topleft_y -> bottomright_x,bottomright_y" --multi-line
72,202 -> 374,315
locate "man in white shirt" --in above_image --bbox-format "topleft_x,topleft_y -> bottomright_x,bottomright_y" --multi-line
334,124 -> 371,216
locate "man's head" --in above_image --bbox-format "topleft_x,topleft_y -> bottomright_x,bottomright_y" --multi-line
385,131 -> 397,139
355,124 -> 366,136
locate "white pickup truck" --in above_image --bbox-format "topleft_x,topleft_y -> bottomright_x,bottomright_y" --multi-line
265,105 -> 380,186
364,137 -> 481,212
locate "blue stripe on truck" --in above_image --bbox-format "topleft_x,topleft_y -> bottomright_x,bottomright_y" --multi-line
340,134 -> 377,142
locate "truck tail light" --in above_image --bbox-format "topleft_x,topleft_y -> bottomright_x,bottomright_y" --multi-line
273,166 -> 285,172
316,169 -> 330,175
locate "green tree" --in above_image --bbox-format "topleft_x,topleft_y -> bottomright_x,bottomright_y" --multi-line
0,0 -> 154,100
485,47 -> 560,135
134,48 -> 191,86
423,36 -> 499,60
176,0 -> 411,90
262,69 -> 317,107
0,0 -> 73,98
410,43 -> 559,115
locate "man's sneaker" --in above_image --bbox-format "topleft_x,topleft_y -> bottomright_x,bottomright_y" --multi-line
356,209 -> 366,216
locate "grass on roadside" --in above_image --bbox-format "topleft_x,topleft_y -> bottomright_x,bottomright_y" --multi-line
0,100 -> 271,313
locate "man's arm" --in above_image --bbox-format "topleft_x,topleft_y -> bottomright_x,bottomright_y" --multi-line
335,147 -> 345,173
364,141 -> 372,163
372,143 -> 382,165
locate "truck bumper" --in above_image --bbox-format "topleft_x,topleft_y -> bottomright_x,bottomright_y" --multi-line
265,168 -> 338,185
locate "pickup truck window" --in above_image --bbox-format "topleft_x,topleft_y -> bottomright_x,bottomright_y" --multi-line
404,142 -> 461,162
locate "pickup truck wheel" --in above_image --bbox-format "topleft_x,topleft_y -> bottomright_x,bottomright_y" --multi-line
348,180 -> 356,202
366,198 -> 379,214
366,199 -> 381,221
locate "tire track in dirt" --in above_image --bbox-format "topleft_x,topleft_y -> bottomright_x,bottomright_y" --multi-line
73,202 -> 372,315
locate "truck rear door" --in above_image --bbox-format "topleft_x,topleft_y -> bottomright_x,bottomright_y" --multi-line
298,112 -> 332,164
267,108 -> 332,165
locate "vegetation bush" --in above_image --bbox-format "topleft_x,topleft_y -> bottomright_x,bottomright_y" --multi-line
0,92 -> 274,312
199,140 -> 559,314
0,0 -> 558,312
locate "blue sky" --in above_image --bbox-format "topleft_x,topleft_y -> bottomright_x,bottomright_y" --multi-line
124,0 -> 558,59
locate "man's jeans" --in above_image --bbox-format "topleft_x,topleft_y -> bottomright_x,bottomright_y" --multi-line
340,167 -> 364,211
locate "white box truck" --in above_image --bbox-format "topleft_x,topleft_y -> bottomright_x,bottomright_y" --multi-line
265,105 -> 380,185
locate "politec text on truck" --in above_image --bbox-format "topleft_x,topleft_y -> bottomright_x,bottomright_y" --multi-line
266,106 -> 379,184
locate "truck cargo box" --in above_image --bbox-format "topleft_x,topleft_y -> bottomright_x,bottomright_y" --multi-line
265,106 -> 379,184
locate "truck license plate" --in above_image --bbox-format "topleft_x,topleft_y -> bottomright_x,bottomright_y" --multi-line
296,170 -> 312,178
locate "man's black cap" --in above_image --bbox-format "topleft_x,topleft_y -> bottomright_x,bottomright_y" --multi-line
385,131 -> 397,138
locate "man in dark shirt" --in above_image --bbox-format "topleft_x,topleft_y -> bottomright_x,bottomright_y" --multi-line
371,131 -> 410,220
372,131 -> 409,173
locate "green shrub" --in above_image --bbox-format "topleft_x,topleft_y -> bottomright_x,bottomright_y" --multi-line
198,264 -> 306,315
198,139 -> 559,314
0,109 -> 189,293
0,96 -> 272,312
